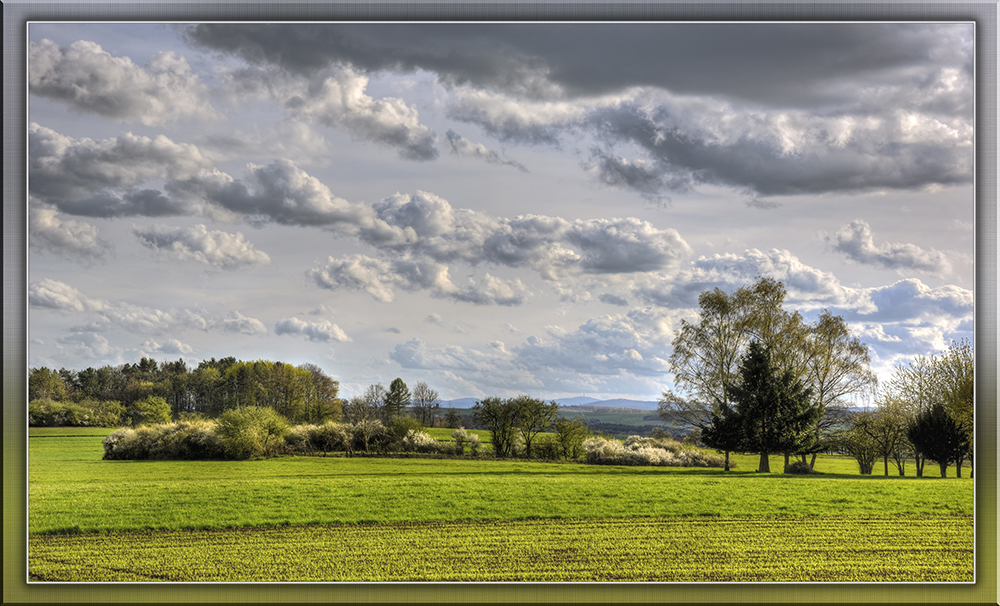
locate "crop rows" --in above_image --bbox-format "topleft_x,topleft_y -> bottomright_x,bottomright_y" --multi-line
29,514 -> 972,582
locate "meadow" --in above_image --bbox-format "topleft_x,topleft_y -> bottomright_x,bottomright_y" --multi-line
27,427 -> 974,582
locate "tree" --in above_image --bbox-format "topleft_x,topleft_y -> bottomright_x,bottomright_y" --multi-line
411,381 -> 441,426
854,401 -> 910,476
301,364 -> 342,424
552,416 -> 591,460
728,342 -> 820,473
936,339 -> 973,476
473,396 -> 519,457
511,396 -> 559,459
907,403 -> 967,478
444,407 -> 462,429
384,378 -> 411,422
125,396 -> 172,427
838,411 -> 880,475
215,406 -> 291,459
29,367 -> 70,401
801,310 -> 878,468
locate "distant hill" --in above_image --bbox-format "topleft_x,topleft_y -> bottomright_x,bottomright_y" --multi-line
588,398 -> 659,411
441,396 -> 659,411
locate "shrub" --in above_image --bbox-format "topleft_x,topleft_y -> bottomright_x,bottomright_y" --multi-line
345,419 -> 386,453
215,406 -> 291,460
387,416 -> 424,449
534,435 -> 561,460
79,398 -> 124,427
786,460 -> 815,474
583,435 -> 726,468
451,427 -> 470,455
311,422 -> 351,454
29,399 -> 89,427
284,424 -> 320,454
102,421 -> 223,460
400,429 -> 443,454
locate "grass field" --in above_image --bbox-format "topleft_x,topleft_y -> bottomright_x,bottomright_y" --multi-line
27,427 -> 974,582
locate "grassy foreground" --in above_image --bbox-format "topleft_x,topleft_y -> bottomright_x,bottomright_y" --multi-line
27,428 -> 974,582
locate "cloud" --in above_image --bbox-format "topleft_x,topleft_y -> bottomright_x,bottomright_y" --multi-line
140,338 -> 194,355
29,123 -> 214,215
29,201 -> 112,262
29,279 -> 105,313
29,39 -> 216,125
598,293 -> 629,306
583,149 -> 690,203
274,317 -> 352,342
445,130 -> 527,171
56,332 -> 121,360
308,254 -> 530,306
29,279 -> 267,336
214,311 -> 268,335
829,219 -> 952,275
217,59 -> 438,161
133,224 -> 271,270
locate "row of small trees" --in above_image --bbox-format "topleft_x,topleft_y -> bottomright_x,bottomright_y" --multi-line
838,339 -> 973,477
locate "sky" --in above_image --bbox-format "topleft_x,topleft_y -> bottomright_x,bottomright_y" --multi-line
26,22 -> 975,402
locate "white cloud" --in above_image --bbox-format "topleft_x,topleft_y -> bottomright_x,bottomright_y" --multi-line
274,317 -> 352,342
309,254 -> 530,306
830,219 -> 952,275
29,202 -> 112,262
133,224 -> 271,270
29,39 -> 217,125
29,278 -> 105,313
140,338 -> 194,355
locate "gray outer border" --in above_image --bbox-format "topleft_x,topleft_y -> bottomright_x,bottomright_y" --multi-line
4,2 -> 996,605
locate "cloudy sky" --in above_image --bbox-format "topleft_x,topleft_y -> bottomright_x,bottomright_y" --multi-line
26,23 -> 974,401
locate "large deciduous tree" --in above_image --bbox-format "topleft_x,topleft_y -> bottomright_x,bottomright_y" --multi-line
473,396 -> 519,458
908,403 -> 967,478
511,395 -> 559,459
411,381 -> 441,427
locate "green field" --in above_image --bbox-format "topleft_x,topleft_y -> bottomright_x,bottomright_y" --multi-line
27,428 -> 973,582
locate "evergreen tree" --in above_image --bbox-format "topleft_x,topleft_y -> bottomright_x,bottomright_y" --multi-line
384,378 -> 411,422
907,403 -> 967,477
729,341 -> 820,472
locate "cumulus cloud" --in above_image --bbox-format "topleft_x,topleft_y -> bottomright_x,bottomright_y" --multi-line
140,338 -> 194,355
829,219 -> 952,275
56,332 -> 120,360
274,317 -> 352,342
214,311 -> 268,335
445,130 -> 527,171
29,279 -> 105,313
29,123 -> 214,215
133,224 -> 271,270
309,254 -> 530,306
29,201 -> 112,262
29,39 -> 216,125
218,60 -> 438,161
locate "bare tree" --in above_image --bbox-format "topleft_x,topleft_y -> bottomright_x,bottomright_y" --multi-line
411,381 -> 441,426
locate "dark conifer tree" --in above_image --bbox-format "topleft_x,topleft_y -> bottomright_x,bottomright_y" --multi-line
907,403 -> 967,477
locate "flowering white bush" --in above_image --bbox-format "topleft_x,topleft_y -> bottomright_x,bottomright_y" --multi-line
102,420 -> 222,460
583,435 -> 725,467
401,428 -> 443,453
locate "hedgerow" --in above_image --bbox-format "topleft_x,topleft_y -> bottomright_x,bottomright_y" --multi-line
29,398 -> 124,427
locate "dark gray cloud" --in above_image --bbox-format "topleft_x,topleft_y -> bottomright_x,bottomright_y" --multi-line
582,149 -> 690,203
598,293 -> 629,307
829,219 -> 952,275
184,23 -> 970,108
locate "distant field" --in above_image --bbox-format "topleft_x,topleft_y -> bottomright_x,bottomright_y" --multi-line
27,428 -> 973,582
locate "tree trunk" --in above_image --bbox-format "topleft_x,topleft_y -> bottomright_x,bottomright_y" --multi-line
915,454 -> 924,478
969,452 -> 973,478
809,452 -> 818,470
955,455 -> 963,478
758,452 -> 770,473
883,455 -> 889,477
939,460 -> 948,477
724,450 -> 731,472
783,452 -> 790,473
